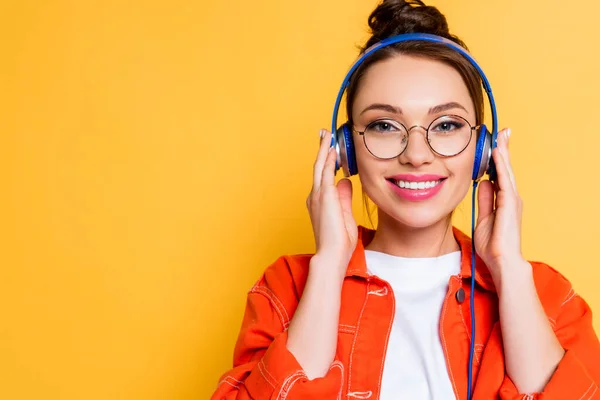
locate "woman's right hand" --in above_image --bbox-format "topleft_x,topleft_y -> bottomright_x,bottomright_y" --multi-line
306,129 -> 358,275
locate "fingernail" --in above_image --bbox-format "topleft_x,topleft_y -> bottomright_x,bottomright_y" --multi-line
505,128 -> 511,139
319,129 -> 326,139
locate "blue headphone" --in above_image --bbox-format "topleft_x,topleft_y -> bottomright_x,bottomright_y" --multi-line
331,33 -> 498,183
330,33 -> 499,400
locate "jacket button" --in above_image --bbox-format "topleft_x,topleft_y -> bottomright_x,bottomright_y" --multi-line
456,288 -> 466,304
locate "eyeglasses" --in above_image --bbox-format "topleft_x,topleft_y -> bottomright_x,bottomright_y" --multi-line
354,114 -> 480,159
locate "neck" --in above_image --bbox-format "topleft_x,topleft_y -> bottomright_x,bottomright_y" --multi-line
365,210 -> 459,258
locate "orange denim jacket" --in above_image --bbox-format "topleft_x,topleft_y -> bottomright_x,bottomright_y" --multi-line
212,226 -> 600,399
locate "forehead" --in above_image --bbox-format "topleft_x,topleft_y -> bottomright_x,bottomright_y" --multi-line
352,55 -> 474,116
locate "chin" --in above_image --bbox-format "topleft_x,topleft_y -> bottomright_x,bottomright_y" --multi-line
383,203 -> 453,229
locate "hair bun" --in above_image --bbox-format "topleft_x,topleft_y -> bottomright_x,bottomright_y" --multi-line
365,0 -> 459,50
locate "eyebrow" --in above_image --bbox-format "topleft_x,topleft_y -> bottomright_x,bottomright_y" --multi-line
359,101 -> 468,116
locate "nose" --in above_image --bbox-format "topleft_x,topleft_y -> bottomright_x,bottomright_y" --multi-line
398,126 -> 435,168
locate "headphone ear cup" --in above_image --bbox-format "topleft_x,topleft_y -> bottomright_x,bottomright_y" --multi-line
335,123 -> 358,177
486,130 -> 499,182
472,124 -> 492,181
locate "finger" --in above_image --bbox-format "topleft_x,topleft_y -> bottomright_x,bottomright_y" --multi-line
491,148 -> 512,196
501,128 -> 511,159
498,129 -> 517,193
477,179 -> 495,225
321,145 -> 338,189
500,128 -> 518,193
337,178 -> 353,215
313,129 -> 332,191
491,132 -> 515,196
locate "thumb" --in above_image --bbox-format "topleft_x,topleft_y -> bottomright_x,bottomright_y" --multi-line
477,179 -> 494,225
337,178 -> 353,215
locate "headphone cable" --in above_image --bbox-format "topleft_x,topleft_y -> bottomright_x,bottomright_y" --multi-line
467,180 -> 479,400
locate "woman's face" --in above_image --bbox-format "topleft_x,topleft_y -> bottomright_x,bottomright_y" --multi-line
352,55 -> 477,229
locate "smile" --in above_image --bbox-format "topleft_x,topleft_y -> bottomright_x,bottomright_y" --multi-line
394,179 -> 444,190
385,175 -> 448,202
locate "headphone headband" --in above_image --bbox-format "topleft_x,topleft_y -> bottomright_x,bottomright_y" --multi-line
331,33 -> 498,146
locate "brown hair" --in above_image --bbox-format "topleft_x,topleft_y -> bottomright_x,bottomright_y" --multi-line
347,0 -> 484,125
348,0 -> 484,227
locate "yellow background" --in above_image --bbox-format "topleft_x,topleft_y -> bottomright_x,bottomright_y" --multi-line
2,0 -> 599,399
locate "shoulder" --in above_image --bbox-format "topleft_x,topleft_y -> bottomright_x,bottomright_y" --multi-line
529,260 -> 586,321
247,254 -> 313,325
253,253 -> 313,295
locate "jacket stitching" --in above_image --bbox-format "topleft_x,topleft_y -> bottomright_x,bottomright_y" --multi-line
276,353 -> 344,399
218,375 -> 243,389
585,385 -> 598,400
367,286 -> 388,296
223,375 -> 242,383
458,302 -> 482,365
330,361 -> 344,400
258,285 -> 291,325
578,382 -> 597,400
257,359 -> 277,388
280,374 -> 305,400
441,277 -> 460,399
347,282 -> 370,396
250,279 -> 261,291
252,285 -> 290,327
348,390 -> 373,398
561,288 -> 576,308
219,380 -> 240,389
251,287 -> 288,329
260,359 -> 277,387
277,371 -> 306,400
276,370 -> 304,399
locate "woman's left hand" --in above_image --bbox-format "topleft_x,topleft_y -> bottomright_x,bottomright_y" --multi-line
474,128 -> 527,283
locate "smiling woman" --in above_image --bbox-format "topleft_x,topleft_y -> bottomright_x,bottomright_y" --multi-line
210,1 -> 600,399
350,56 -> 479,229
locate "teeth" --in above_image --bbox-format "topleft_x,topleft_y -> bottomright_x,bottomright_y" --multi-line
395,179 -> 442,190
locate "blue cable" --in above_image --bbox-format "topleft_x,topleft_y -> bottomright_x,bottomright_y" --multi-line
467,181 -> 478,400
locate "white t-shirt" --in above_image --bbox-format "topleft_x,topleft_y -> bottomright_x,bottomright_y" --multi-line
365,249 -> 461,400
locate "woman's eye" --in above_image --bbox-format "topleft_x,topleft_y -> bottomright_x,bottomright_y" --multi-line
433,121 -> 463,133
370,121 -> 399,133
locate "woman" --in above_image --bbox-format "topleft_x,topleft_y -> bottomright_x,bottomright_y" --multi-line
211,1 -> 600,399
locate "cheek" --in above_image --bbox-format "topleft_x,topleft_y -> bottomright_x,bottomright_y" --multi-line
354,135 -> 389,184
447,142 -> 477,192
354,134 -> 375,175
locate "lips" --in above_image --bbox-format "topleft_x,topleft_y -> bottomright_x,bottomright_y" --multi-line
385,174 -> 448,201
387,174 -> 447,182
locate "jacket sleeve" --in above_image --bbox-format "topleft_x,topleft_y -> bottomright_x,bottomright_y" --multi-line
210,261 -> 344,400
499,277 -> 600,400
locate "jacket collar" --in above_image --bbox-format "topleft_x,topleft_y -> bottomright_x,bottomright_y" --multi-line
345,225 -> 496,293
